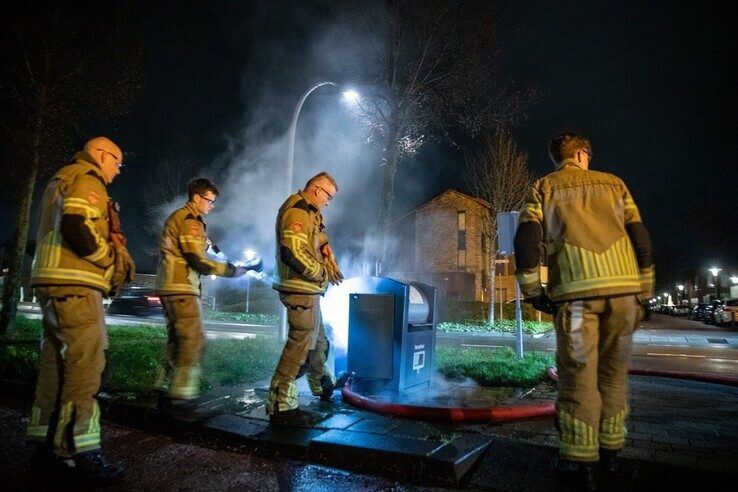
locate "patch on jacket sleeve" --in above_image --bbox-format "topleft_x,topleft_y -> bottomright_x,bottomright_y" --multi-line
87,190 -> 100,204
189,224 -> 201,235
292,222 -> 303,232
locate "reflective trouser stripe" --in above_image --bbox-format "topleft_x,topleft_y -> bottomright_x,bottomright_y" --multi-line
170,365 -> 202,399
153,364 -> 171,392
27,405 -> 48,441
267,381 -> 299,413
53,402 -> 75,451
559,410 -> 599,461
600,409 -> 628,449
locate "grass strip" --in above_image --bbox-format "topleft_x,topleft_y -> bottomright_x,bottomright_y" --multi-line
436,346 -> 554,387
0,317 -> 280,401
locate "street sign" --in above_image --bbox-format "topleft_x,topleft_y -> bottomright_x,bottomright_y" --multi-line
497,211 -> 519,255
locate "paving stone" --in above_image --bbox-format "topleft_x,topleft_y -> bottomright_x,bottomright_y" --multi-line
346,418 -> 397,434
428,433 -> 493,483
205,414 -> 267,438
314,413 -> 364,430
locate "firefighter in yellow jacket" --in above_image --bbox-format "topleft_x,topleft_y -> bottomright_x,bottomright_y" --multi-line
514,133 -> 654,490
267,172 -> 345,421
153,178 -> 251,417
27,137 -> 135,483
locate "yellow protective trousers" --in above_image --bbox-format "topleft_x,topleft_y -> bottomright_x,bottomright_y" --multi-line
267,293 -> 334,413
153,295 -> 204,400
27,287 -> 107,456
555,295 -> 638,462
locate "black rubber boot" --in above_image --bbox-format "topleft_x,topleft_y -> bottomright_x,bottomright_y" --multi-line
318,371 -> 351,402
29,443 -> 67,472
553,457 -> 597,491
67,452 -> 125,484
599,449 -> 619,473
159,397 -> 218,422
268,407 -> 315,426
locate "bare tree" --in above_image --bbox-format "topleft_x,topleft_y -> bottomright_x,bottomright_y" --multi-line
342,0 -> 530,267
465,128 -> 532,324
0,1 -> 144,332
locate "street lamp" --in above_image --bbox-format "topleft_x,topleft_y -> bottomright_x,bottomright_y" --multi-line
281,81 -> 360,341
709,267 -> 721,300
243,249 -> 256,313
677,284 -> 684,305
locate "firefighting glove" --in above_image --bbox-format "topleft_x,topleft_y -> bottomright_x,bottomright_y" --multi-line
525,292 -> 558,315
110,245 -> 136,296
324,256 -> 344,285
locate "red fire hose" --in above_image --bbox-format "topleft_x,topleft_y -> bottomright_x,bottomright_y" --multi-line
340,382 -> 555,422
341,367 -> 738,423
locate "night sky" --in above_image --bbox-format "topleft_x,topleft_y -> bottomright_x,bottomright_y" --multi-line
3,1 -> 736,291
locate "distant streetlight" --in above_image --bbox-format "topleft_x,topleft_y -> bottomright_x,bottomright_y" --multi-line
730,276 -> 738,284
677,284 -> 684,305
709,267 -> 721,299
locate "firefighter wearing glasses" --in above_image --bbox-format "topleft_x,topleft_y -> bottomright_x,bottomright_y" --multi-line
267,172 -> 345,421
153,178 -> 249,416
27,137 -> 135,483
514,133 -> 654,490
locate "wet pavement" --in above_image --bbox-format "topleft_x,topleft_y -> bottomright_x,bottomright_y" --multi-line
3,313 -> 737,489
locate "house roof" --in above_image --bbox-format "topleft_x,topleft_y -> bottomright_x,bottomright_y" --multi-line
391,188 -> 490,226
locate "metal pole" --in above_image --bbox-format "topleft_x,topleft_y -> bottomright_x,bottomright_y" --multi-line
514,281 -> 524,359
281,81 -> 336,342
246,276 -> 250,313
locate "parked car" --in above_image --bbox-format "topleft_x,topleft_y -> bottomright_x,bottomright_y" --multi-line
715,298 -> 738,326
107,287 -> 163,316
703,300 -> 724,324
691,303 -> 708,321
673,305 -> 691,316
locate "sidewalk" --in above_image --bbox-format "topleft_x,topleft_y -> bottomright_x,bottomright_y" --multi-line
4,369 -> 735,489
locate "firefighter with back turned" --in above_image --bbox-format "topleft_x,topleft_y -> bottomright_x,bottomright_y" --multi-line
514,133 -> 654,491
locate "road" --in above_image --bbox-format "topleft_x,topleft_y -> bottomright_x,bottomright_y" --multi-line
16,304 -> 738,376
439,314 -> 738,377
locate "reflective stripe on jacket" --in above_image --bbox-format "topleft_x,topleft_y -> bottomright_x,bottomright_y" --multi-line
30,152 -> 115,293
514,159 -> 654,302
155,203 -> 235,296
272,191 -> 328,294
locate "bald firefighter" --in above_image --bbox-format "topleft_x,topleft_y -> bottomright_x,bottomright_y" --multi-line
514,133 -> 654,490
267,172 -> 346,422
27,137 -> 135,483
153,178 -> 254,418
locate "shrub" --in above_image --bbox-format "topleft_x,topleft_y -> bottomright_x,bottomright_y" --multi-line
438,319 -> 553,335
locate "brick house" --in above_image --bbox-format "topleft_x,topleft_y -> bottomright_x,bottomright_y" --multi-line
387,189 -> 516,302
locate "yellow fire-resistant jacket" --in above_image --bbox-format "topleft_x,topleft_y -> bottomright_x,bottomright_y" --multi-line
155,203 -> 236,296
514,159 -> 654,302
31,152 -> 116,294
273,191 -> 329,295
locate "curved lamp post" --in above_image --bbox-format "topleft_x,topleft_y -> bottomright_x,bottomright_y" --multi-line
280,82 -> 360,341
